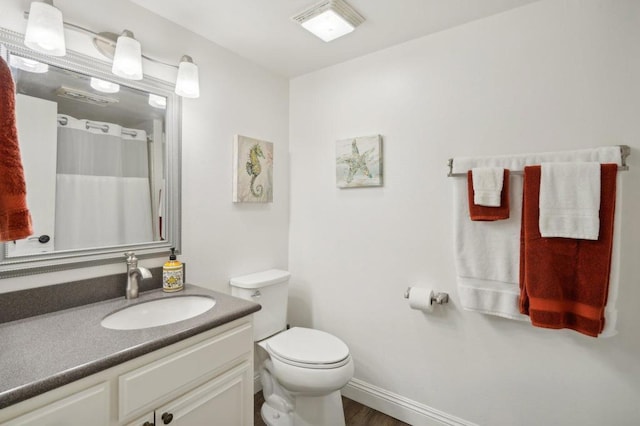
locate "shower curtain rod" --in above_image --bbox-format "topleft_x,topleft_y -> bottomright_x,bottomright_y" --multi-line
57,116 -> 141,138
446,145 -> 630,177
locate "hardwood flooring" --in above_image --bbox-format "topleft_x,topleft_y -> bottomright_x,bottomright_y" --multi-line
254,391 -> 410,426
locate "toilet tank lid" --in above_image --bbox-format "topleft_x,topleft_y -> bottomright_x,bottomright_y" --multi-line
229,269 -> 290,289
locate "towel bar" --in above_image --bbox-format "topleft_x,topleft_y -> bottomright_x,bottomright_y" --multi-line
447,145 -> 630,177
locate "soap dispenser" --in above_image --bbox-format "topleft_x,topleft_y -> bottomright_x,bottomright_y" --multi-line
162,247 -> 184,292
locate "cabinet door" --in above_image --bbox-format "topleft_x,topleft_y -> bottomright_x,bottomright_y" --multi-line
2,383 -> 109,426
126,412 -> 155,426
154,362 -> 252,426
119,323 -> 252,420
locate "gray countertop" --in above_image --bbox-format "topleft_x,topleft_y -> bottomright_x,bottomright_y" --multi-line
0,285 -> 260,409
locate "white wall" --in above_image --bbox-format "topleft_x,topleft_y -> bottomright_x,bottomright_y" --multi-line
0,0 -> 289,293
288,1 -> 640,425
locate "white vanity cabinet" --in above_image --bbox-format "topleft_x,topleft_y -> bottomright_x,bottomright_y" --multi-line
139,362 -> 252,426
1,383 -> 110,426
0,318 -> 254,426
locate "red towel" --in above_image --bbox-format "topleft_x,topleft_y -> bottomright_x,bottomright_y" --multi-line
0,57 -> 33,242
467,169 -> 510,221
519,164 -> 617,337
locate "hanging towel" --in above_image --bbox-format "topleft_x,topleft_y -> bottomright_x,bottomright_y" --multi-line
467,169 -> 510,221
539,162 -> 601,240
519,164 -> 617,337
452,147 -> 621,320
0,57 -> 33,242
471,167 -> 504,207
600,172 -> 622,338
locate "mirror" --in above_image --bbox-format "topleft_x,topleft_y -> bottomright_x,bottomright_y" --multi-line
0,28 -> 181,278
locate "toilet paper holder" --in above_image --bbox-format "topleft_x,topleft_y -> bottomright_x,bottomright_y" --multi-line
404,287 -> 449,304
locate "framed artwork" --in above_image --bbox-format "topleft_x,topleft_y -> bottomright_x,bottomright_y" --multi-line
336,135 -> 383,188
233,135 -> 273,203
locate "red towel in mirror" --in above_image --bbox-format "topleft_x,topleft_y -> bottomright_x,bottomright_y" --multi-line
0,57 -> 33,242
467,169 -> 510,221
519,164 -> 617,337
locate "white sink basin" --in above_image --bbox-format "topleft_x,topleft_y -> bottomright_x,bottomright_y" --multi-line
101,296 -> 216,330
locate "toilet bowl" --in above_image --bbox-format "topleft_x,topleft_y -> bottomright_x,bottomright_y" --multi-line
258,327 -> 354,426
229,270 -> 354,426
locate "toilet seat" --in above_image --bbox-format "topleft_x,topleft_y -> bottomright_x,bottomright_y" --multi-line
265,327 -> 350,370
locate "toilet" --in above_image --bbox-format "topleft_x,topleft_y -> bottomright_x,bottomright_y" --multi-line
230,269 -> 354,426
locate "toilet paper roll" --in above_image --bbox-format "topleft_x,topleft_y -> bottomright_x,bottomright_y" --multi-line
408,287 -> 434,312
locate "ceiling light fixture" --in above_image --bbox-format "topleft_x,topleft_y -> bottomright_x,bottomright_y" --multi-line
24,0 -> 66,56
292,0 -> 364,42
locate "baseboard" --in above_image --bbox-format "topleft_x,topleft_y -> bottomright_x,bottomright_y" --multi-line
342,378 -> 477,426
254,373 -> 475,426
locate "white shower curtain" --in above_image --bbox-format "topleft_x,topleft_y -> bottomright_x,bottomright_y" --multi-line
54,115 -> 153,251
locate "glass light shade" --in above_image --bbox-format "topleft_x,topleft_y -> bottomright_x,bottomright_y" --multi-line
301,9 -> 354,42
24,1 -> 66,56
148,93 -> 167,109
9,55 -> 49,73
175,57 -> 200,98
90,77 -> 120,93
111,32 -> 143,80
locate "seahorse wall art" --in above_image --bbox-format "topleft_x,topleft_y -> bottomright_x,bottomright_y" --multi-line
233,135 -> 274,203
336,135 -> 383,188
246,143 -> 264,197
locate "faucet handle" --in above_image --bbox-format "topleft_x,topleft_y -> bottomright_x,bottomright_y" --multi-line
124,252 -> 137,264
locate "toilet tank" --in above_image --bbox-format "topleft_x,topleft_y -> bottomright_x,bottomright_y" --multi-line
229,269 -> 290,341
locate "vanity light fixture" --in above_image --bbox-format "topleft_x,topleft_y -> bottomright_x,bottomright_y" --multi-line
90,77 -> 120,93
24,0 -> 66,56
292,0 -> 364,42
22,6 -> 200,98
111,30 -> 143,80
174,55 -> 200,99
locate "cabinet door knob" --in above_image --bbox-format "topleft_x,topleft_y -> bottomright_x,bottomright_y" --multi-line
142,422 -> 154,426
161,412 -> 174,424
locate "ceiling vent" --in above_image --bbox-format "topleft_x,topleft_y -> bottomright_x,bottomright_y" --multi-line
292,0 -> 364,42
55,86 -> 119,107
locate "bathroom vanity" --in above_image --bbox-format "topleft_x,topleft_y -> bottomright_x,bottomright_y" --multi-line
0,282 -> 260,425
0,23 -> 263,425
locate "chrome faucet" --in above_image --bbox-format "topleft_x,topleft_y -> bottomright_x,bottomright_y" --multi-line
124,252 -> 152,299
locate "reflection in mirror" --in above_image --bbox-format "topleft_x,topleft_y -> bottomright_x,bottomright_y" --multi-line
9,54 -> 165,255
0,28 -> 180,277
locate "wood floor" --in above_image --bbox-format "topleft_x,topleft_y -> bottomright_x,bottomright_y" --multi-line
254,391 -> 410,426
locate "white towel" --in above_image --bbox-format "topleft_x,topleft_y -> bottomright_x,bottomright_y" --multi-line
539,162 -> 601,240
600,172 -> 622,337
471,167 -> 504,207
452,147 -> 622,320
454,172 -> 526,320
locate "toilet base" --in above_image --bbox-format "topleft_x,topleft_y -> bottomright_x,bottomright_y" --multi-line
261,391 -> 346,426
261,402 -> 292,426
293,391 -> 346,426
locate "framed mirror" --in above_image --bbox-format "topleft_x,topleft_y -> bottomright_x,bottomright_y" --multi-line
0,28 -> 181,278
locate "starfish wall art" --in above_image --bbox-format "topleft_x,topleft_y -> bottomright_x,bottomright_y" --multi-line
336,135 -> 383,188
